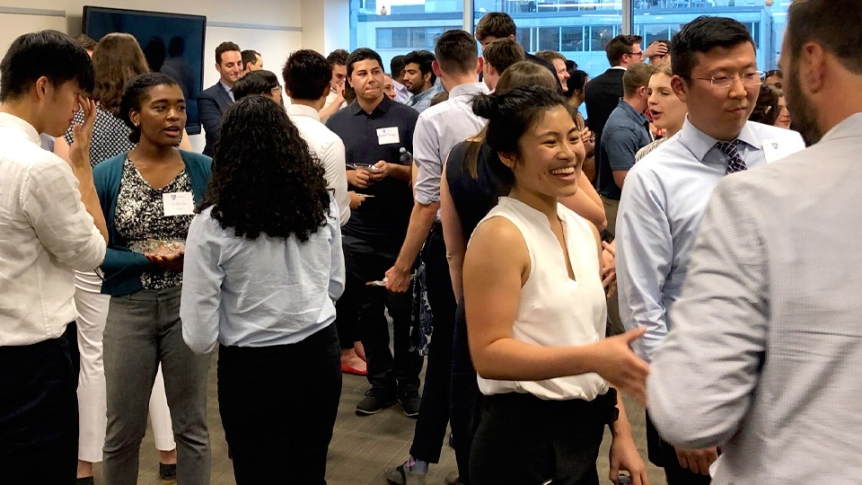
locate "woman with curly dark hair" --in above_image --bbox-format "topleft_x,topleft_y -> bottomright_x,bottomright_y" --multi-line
93,72 -> 212,485
181,96 -> 345,484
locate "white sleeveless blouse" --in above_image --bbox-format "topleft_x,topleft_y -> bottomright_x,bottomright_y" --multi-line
474,197 -> 609,401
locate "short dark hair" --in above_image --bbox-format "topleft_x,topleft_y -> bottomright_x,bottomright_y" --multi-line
120,73 -> 180,143
327,49 -> 349,67
202,96 -> 331,241
346,48 -> 383,78
483,38 -> 525,74
565,69 -> 590,98
390,55 -> 406,77
215,41 -> 241,64
435,30 -> 479,76
283,49 -> 332,100
671,16 -> 755,80
233,70 -> 279,101
241,49 -> 260,67
475,12 -> 516,41
786,0 -> 862,75
622,63 -> 656,97
0,30 -> 94,102
403,50 -> 437,85
472,85 -> 570,194
76,33 -> 97,51
749,84 -> 782,126
606,35 -> 643,66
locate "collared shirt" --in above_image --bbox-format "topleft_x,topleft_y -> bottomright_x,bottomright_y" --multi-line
647,113 -> 862,485
392,79 -> 411,104
325,96 -> 419,248
287,103 -> 351,226
407,85 -> 440,114
219,80 -> 234,102
598,99 -> 651,199
0,112 -> 106,346
616,117 -> 805,363
414,82 -> 489,219
181,200 -> 345,353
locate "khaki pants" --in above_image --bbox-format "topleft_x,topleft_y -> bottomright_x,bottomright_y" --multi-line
600,195 -> 620,238
599,195 -> 624,336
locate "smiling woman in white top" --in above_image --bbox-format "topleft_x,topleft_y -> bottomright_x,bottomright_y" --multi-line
181,95 -> 344,485
463,86 -> 650,485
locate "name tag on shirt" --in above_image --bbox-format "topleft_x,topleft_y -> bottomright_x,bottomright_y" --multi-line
162,192 -> 195,217
377,127 -> 400,145
762,137 -> 805,164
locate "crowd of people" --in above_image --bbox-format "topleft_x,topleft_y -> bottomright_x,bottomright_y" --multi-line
2,1 -> 862,484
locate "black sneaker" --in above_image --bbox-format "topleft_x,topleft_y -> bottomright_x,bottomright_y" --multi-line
159,462 -> 177,483
399,390 -> 421,418
355,387 -> 397,415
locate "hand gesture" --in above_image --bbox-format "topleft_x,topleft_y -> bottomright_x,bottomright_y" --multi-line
347,169 -> 372,189
144,251 -> 185,272
349,191 -> 366,209
610,435 -> 650,485
644,41 -> 668,59
69,96 -> 97,172
602,241 -> 617,297
367,161 -> 392,182
676,448 -> 719,476
592,327 -> 649,405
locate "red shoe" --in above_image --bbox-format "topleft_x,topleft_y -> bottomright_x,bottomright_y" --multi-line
341,363 -> 367,376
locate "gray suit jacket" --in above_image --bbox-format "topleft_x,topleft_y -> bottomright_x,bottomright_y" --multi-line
198,82 -> 233,157
647,113 -> 862,484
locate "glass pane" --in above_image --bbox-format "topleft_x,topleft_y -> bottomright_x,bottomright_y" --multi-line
350,0 -> 465,73
633,1 -> 792,71
538,27 -> 560,51
561,26 -> 584,52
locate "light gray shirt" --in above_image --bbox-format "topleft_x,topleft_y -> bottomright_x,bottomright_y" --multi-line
648,113 -> 862,484
413,82 -> 488,217
616,117 -> 804,362
181,199 -> 345,354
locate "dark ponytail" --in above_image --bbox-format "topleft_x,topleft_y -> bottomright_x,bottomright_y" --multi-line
471,85 -> 569,194
120,72 -> 179,143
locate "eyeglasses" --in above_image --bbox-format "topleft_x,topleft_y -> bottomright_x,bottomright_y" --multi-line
694,71 -> 764,89
271,84 -> 283,92
626,50 -> 644,58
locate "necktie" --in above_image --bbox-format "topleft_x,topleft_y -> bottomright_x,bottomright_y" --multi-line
715,140 -> 747,174
228,89 -> 235,102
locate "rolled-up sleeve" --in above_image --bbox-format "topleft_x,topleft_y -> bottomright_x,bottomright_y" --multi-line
616,168 -> 673,363
413,115 -> 441,206
648,176 -> 767,449
604,128 -> 641,172
181,213 -> 224,354
22,161 -> 105,272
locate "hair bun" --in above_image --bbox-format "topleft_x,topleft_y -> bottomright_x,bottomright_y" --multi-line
472,93 -> 498,119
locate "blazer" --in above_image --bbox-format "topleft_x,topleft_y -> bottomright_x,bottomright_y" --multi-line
198,82 -> 233,157
584,68 -> 625,136
93,150 -> 212,296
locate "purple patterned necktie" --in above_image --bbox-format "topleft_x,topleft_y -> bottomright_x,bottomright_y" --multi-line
715,140 -> 747,174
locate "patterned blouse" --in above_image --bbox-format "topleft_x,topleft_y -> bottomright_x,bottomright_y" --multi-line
114,158 -> 193,290
64,106 -> 136,167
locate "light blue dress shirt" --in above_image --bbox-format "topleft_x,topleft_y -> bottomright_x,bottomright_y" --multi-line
219,80 -> 234,102
181,197 -> 345,354
407,84 -> 440,114
616,117 -> 804,362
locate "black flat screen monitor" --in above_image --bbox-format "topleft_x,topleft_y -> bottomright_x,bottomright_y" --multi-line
83,6 -> 207,135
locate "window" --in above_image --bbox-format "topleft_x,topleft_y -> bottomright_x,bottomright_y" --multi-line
538,27 -> 560,51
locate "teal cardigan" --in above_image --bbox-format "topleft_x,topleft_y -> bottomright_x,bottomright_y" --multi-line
94,150 -> 212,296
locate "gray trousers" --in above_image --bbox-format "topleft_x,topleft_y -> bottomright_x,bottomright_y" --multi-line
103,286 -> 211,485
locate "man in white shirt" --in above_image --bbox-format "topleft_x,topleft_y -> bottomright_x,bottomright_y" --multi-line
648,2 -> 862,483
615,16 -> 804,485
0,30 -> 107,483
385,29 -> 488,485
320,49 -> 350,122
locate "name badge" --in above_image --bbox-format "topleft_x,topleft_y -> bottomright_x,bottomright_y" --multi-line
162,192 -> 195,217
762,137 -> 805,164
377,127 -> 400,145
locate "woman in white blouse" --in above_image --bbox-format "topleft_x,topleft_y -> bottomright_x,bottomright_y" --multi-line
464,86 -> 650,485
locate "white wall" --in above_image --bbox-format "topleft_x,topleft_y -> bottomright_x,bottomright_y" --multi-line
0,0 -> 350,151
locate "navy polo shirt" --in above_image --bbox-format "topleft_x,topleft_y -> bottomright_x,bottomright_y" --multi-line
326,96 -> 419,248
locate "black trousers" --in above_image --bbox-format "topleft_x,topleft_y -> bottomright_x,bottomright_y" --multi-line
0,326 -> 79,485
334,242 -> 362,349
409,227 -> 457,463
217,324 -> 342,485
471,391 -> 617,485
338,234 -> 422,393
449,300 -> 481,484
645,412 -> 713,485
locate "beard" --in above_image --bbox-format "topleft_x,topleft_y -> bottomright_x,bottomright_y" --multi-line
785,59 -> 822,146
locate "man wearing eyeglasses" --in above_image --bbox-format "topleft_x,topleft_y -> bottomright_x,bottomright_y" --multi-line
615,16 -> 804,485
